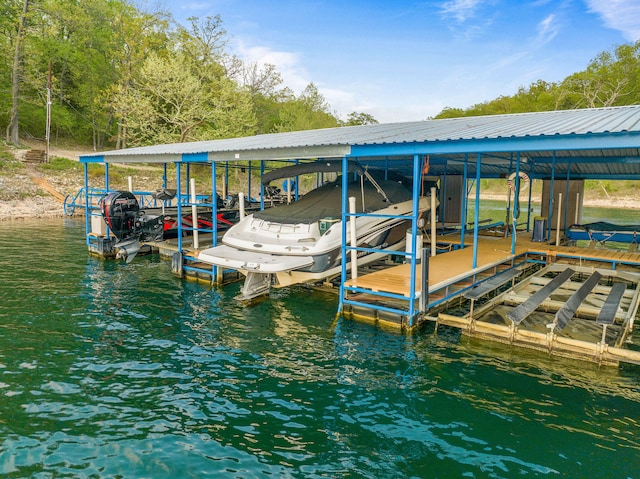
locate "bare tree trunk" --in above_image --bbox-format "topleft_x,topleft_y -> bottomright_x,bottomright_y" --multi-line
6,0 -> 30,145
116,123 -> 122,150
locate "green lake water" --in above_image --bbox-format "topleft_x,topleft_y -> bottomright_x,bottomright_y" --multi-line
1,217 -> 639,478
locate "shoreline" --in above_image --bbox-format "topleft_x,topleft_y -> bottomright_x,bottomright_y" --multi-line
1,193 -> 638,222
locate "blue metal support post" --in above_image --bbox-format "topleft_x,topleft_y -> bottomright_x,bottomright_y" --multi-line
526,161 -> 533,232
338,156 -> 349,313
511,152 -> 522,254
547,152 -> 557,241
260,161 -> 265,210
440,162 -> 448,231
176,163 -> 183,254
211,160 -> 218,279
472,153 -> 481,269
407,154 -> 422,325
563,161 -> 572,236
460,154 -> 468,249
83,162 -> 90,243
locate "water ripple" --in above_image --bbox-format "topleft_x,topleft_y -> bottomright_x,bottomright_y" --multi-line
0,219 -> 639,478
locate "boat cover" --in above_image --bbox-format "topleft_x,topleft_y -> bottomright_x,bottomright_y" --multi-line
198,244 -> 314,273
253,177 -> 414,224
568,222 -> 640,242
261,160 -> 364,185
572,221 -> 640,233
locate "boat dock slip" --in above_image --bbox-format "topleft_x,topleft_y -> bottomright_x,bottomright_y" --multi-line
345,234 -> 640,301
506,268 -> 576,326
342,234 -> 640,366
434,260 -> 640,366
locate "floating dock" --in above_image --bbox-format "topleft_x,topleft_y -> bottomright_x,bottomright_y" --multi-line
342,233 -> 640,366
77,105 -> 640,367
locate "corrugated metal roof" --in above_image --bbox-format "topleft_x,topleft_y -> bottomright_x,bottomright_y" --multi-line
80,106 -> 640,179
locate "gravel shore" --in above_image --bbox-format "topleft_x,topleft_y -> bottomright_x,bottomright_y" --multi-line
1,143 -> 638,221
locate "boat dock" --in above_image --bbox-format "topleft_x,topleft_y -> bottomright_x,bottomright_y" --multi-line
342,232 -> 640,366
78,105 -> 640,368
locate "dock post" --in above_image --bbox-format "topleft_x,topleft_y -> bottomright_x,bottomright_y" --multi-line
349,196 -> 358,280
555,192 -> 562,246
430,187 -> 437,257
420,247 -> 429,312
190,178 -> 199,250
239,192 -> 246,220
171,252 -> 183,278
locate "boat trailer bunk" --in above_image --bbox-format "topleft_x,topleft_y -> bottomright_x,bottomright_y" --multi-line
438,263 -> 640,366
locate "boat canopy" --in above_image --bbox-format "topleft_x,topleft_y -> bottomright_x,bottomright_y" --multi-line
260,160 -> 365,185
253,176 -> 414,224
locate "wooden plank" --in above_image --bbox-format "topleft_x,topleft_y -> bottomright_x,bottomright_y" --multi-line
554,271 -> 602,331
596,283 -> 627,325
506,268 -> 575,325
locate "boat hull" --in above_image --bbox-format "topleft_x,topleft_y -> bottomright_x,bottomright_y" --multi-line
198,196 -> 432,287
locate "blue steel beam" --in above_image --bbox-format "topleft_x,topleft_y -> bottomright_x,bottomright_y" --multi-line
408,154 -> 421,323
338,155 -> 349,313
510,152 -> 521,254
83,162 -> 90,245
460,155 -> 468,249
176,163 -> 183,254
472,153 -> 481,269
351,131 -> 640,157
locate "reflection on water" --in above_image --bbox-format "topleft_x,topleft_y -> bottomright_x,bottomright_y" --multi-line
0,218 -> 639,478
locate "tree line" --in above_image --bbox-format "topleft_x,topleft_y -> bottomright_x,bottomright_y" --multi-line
1,0 -> 378,150
434,41 -> 640,119
3,1 -> 639,150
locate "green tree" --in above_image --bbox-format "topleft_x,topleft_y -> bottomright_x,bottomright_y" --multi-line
435,41 -> 640,119
113,51 -> 256,145
343,111 -> 378,126
273,83 -> 339,132
5,0 -> 30,144
561,41 -> 640,108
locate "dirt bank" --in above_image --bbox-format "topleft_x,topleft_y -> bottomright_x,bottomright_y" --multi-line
1,141 -> 638,220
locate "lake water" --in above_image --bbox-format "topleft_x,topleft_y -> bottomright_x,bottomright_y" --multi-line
1,217 -> 639,478
471,199 -> 640,226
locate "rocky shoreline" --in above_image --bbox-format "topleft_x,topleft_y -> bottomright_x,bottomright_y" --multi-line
1,143 -> 638,221
2,188 -> 638,222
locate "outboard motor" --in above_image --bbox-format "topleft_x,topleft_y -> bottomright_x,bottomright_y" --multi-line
99,191 -> 165,262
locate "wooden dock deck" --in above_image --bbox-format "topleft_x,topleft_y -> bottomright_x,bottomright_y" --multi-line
346,234 -> 640,299
343,233 -> 640,366
345,235 -> 530,297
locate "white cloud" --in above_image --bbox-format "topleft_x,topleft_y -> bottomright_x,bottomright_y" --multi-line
235,42 -> 309,93
585,0 -> 640,41
536,14 -> 559,44
233,40 -> 368,120
440,0 -> 484,22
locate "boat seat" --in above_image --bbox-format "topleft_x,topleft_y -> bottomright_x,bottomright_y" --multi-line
152,188 -> 177,201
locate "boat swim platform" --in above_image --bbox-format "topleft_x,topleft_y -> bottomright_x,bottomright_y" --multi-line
342,234 -> 640,366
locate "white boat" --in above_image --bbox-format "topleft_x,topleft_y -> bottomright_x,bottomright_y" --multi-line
198,160 -> 437,300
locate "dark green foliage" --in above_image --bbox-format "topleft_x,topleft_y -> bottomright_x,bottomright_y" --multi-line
0,2 -> 345,148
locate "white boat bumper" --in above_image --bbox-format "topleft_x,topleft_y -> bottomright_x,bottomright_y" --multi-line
198,245 -> 314,273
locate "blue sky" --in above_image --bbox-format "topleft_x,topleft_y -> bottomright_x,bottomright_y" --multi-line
161,0 -> 640,124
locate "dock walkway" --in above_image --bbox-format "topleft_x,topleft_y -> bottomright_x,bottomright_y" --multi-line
346,235 -> 640,300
